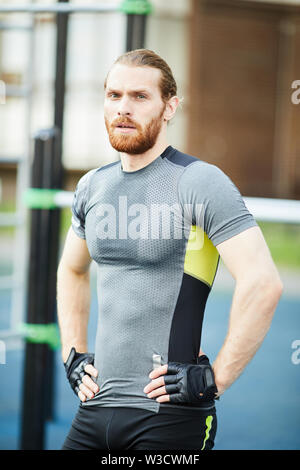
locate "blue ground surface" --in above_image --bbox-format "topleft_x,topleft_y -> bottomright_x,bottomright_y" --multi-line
0,282 -> 299,450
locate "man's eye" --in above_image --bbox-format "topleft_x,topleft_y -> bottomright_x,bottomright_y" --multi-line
137,94 -> 146,99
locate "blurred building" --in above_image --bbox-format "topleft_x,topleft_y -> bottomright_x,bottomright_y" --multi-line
188,0 -> 300,199
0,0 -> 299,202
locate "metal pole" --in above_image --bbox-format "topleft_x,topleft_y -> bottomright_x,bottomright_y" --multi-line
54,0 -> 68,133
42,129 -> 63,423
0,4 -> 118,14
126,14 -> 147,51
121,0 -> 152,51
43,0 -> 68,423
20,129 -> 61,449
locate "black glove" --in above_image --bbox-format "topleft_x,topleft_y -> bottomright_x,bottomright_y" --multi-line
164,355 -> 219,405
64,347 -> 95,396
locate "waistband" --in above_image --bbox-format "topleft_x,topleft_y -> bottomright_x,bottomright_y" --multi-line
158,402 -> 216,415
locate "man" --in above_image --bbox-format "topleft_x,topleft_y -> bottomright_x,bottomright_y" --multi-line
57,49 -> 283,451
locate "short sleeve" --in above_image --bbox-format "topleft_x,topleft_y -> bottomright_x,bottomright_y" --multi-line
71,169 -> 96,239
178,161 -> 258,246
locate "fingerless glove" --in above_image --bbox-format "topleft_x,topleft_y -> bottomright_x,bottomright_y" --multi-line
164,355 -> 219,405
64,347 -> 95,396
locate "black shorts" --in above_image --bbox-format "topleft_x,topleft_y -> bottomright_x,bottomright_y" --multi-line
62,403 -> 217,451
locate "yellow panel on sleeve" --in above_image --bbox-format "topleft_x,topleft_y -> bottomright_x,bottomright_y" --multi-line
184,225 -> 219,287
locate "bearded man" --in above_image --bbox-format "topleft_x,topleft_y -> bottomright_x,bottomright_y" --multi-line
57,49 -> 282,451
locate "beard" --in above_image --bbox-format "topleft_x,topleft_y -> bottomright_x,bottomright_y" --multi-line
105,105 -> 165,155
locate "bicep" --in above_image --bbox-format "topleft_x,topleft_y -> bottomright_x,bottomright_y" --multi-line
216,226 -> 279,282
59,226 -> 92,274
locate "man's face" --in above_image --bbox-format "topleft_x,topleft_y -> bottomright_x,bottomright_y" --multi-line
104,64 -> 166,155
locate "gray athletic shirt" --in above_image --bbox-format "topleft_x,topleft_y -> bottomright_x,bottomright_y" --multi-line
71,145 -> 257,413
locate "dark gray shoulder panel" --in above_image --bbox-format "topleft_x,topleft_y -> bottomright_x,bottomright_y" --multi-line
162,146 -> 199,167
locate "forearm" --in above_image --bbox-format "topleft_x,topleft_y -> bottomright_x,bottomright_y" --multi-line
212,276 -> 282,395
57,261 -> 91,362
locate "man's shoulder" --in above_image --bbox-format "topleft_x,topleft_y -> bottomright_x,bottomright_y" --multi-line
77,160 -> 120,187
167,147 -> 219,173
164,147 -> 199,168
167,147 -> 224,183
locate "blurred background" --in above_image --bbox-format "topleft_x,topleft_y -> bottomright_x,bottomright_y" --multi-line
0,0 -> 299,450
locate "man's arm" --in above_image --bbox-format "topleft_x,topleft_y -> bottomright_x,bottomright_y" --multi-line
57,226 -> 92,362
212,225 -> 283,396
57,227 -> 99,402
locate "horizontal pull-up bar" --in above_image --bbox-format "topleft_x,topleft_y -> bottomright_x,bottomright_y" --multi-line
22,187 -> 300,224
0,4 -> 117,14
0,1 -> 152,15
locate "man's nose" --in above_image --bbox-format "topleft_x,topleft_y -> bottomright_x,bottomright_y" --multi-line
117,97 -> 132,116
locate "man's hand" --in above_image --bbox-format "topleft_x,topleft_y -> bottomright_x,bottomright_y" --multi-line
144,355 -> 218,404
144,364 -> 169,402
64,347 -> 99,402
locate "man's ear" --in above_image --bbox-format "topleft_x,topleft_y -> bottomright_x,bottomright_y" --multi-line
164,96 -> 180,122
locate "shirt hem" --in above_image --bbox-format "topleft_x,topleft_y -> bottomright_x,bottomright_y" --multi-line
80,398 -> 216,414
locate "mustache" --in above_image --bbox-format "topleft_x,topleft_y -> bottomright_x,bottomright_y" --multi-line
111,117 -> 140,129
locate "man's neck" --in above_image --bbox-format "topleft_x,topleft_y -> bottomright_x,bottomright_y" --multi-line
119,137 -> 169,173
